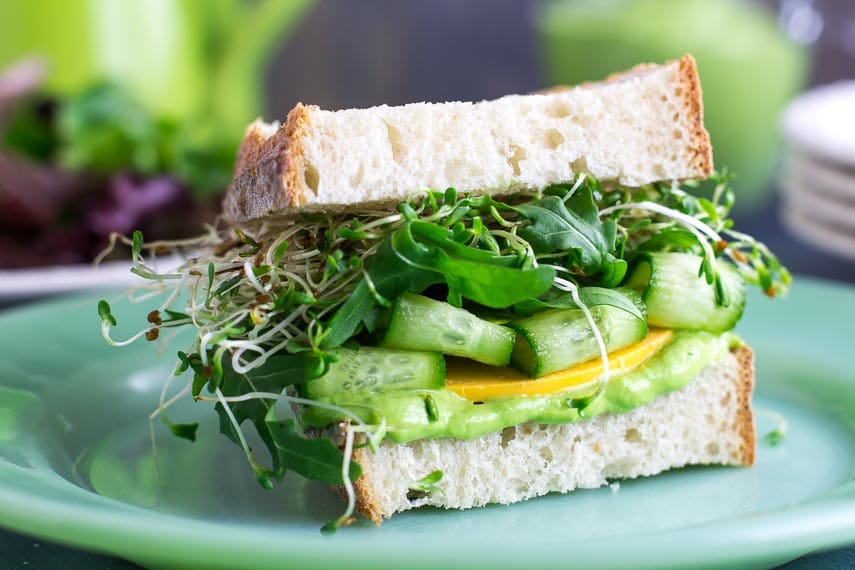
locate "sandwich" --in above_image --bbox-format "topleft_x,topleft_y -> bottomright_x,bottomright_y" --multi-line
100,54 -> 788,530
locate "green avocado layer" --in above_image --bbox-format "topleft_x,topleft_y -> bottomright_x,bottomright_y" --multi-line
300,330 -> 742,443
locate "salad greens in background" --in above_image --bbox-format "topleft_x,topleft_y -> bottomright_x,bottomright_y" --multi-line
0,0 -> 314,268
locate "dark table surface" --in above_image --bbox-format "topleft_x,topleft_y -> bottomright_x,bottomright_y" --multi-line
1,199 -> 855,568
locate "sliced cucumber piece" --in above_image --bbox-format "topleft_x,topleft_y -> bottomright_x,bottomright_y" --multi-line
627,252 -> 745,332
303,347 -> 445,399
510,289 -> 648,377
378,292 -> 515,366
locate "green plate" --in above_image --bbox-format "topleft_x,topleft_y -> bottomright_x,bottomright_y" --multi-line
1,279 -> 854,569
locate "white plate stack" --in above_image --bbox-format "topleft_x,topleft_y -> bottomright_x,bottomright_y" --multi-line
781,81 -> 855,261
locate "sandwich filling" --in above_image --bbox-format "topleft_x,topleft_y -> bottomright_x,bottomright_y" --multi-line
301,330 -> 741,443
100,172 -> 787,529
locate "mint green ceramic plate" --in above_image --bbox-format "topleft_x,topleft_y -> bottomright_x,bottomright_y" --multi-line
1,279 -> 854,569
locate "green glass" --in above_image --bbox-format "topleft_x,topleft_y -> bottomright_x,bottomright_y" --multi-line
538,0 -> 808,212
0,0 -> 314,138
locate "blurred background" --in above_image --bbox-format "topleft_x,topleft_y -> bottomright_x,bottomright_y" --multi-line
0,0 -> 853,279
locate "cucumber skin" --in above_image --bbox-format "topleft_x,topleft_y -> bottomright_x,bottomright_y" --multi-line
510,297 -> 648,378
631,252 -> 745,333
303,347 -> 445,400
379,292 -> 515,366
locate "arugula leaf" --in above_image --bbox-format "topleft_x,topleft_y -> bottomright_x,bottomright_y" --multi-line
514,186 -> 626,285
324,220 -> 554,348
212,354 -> 308,477
265,412 -> 361,485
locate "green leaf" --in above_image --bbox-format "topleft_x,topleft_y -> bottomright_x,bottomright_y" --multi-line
97,300 -> 117,327
513,286 -> 645,321
57,83 -> 163,174
392,222 -> 555,309
637,228 -> 703,254
131,230 -> 144,263
213,354 -> 309,476
164,418 -> 199,442
3,97 -> 59,160
514,187 -> 624,282
322,239 -> 442,349
265,413 -> 362,485
408,469 -> 444,493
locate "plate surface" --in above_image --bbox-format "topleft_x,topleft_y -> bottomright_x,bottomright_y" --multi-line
1,280 -> 855,570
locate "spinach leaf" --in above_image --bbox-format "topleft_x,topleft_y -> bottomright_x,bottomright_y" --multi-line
392,221 -> 555,308
322,238 -> 442,349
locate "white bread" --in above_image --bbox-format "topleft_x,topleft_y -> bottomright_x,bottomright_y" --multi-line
343,346 -> 753,524
225,54 -> 712,223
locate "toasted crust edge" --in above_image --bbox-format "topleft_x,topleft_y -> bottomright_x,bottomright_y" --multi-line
734,345 -> 756,466
224,103 -> 315,223
345,344 -> 755,525
677,54 -> 714,180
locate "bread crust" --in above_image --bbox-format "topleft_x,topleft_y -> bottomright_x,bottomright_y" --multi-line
677,54 -> 714,180
733,345 -> 756,466
224,104 -> 316,222
341,344 -> 756,525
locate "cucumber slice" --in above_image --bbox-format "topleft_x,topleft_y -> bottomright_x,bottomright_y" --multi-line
378,292 -> 515,366
626,252 -> 745,332
510,289 -> 648,377
304,347 -> 445,399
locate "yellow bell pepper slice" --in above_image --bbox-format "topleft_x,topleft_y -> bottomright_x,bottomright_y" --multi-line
445,328 -> 673,401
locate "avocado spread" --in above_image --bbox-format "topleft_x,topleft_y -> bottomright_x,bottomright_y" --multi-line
301,331 -> 741,443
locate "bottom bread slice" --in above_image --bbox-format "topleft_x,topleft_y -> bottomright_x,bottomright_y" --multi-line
344,346 -> 754,524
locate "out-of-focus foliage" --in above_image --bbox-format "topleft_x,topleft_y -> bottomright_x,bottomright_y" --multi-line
0,0 -> 314,194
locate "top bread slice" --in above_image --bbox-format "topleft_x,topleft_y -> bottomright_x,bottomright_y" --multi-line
224,54 -> 712,223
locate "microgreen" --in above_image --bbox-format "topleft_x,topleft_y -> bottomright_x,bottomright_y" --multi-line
408,470 -> 445,495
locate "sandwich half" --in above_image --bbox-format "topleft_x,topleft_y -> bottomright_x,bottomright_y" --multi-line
101,54 -> 786,528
